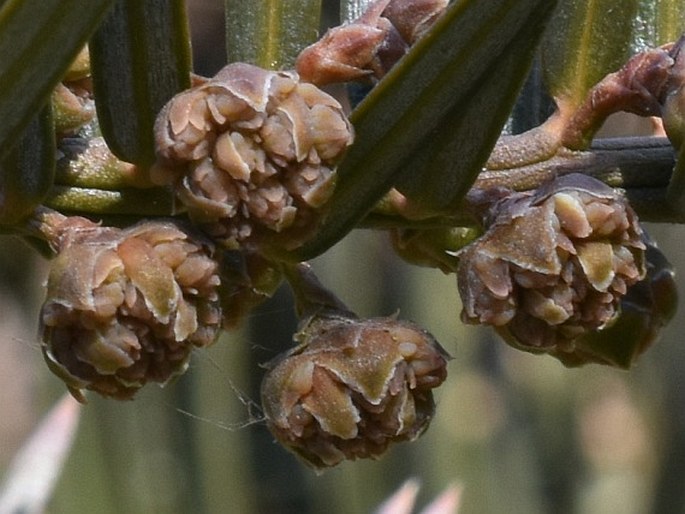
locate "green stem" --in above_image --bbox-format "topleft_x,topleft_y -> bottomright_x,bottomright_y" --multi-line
56,136 -> 153,190
44,185 -> 174,216
282,263 -> 353,319
38,126 -> 682,234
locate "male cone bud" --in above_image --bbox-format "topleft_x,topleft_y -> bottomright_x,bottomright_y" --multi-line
261,313 -> 449,470
154,63 -> 353,250
458,174 -> 646,359
40,216 -> 221,401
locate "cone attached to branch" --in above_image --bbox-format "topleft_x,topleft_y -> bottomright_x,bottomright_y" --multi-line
551,238 -> 677,368
261,312 -> 449,470
457,174 -> 647,361
261,265 -> 449,470
154,63 -> 353,250
38,212 -> 221,401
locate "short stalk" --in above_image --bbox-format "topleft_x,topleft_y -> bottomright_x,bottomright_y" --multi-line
282,263 -> 353,320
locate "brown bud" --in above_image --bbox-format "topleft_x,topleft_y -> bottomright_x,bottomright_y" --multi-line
458,174 -> 646,354
261,314 -> 449,470
296,17 -> 391,85
296,0 -> 394,85
382,0 -> 448,44
52,81 -> 95,137
154,63 -> 353,250
560,40 -> 678,149
40,218 -> 221,401
295,0 -> 446,86
52,47 -> 94,137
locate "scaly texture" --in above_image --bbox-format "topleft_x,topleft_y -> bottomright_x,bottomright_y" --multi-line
154,63 -> 353,250
40,217 -> 221,401
458,174 -> 646,354
261,314 -> 449,470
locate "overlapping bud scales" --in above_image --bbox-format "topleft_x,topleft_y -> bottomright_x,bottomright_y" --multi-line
552,239 -> 677,368
261,314 -> 449,470
40,217 -> 221,401
382,0 -> 447,44
154,63 -> 353,249
457,174 -> 646,355
296,0 -> 448,85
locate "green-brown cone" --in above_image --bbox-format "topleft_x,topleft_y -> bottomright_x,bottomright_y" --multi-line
458,174 -> 646,358
40,217 -> 221,401
153,63 -> 353,250
261,313 -> 449,470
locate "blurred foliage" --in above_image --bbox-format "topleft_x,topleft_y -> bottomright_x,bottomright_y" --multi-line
542,0 -> 640,110
224,0 -> 322,69
2,1 -> 685,514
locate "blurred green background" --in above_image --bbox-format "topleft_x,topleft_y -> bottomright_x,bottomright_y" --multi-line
2,1 -> 685,513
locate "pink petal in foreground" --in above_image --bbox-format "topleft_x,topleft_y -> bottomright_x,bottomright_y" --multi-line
0,394 -> 81,514
419,484 -> 463,514
375,478 -> 421,514
374,479 -> 463,514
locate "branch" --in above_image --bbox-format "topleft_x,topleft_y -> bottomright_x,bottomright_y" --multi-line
364,136 -> 678,227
